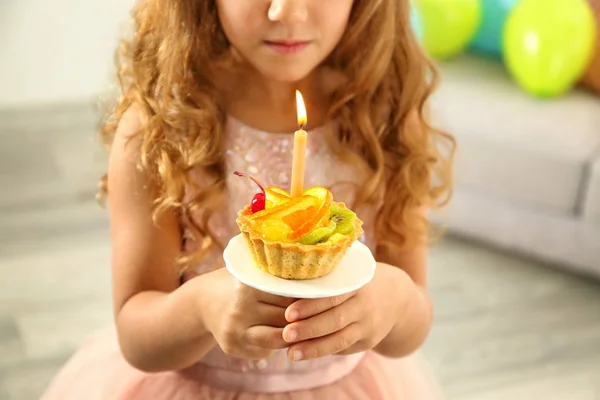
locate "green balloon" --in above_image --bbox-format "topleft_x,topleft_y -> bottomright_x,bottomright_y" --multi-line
503,0 -> 597,98
415,0 -> 482,60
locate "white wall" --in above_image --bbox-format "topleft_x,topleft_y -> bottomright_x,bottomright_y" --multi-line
0,0 -> 134,108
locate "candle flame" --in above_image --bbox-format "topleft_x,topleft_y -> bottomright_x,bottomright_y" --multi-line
295,90 -> 307,129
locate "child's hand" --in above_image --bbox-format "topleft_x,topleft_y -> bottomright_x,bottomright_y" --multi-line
281,263 -> 406,361
197,267 -> 294,360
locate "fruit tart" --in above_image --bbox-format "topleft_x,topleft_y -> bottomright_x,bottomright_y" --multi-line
234,172 -> 364,280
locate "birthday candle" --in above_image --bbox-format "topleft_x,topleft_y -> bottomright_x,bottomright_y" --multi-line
290,90 -> 307,198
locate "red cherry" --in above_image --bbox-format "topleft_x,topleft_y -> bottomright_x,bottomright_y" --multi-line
234,171 -> 268,213
251,193 -> 266,213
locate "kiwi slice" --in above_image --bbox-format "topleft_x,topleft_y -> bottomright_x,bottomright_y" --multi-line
330,204 -> 356,235
298,221 -> 337,245
328,233 -> 346,244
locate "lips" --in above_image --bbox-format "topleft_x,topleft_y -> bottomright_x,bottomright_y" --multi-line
264,40 -> 311,55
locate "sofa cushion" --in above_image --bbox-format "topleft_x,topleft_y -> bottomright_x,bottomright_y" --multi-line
584,158 -> 600,226
430,187 -> 600,277
430,55 -> 600,215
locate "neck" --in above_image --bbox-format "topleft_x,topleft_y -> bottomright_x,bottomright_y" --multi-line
223,63 -> 327,133
252,76 -> 303,110
239,66 -> 323,117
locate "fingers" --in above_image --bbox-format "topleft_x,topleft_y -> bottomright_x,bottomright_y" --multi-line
285,291 -> 356,322
229,345 -> 274,361
282,298 -> 359,343
286,324 -> 361,361
245,326 -> 288,350
335,341 -> 368,356
251,286 -> 297,308
256,304 -> 289,328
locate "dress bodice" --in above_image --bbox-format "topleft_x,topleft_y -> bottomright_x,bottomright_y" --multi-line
179,116 -> 379,392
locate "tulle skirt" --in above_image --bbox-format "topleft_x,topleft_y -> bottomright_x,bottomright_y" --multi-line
41,327 -> 442,400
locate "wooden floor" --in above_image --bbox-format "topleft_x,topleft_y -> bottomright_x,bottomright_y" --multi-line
1,103 -> 599,399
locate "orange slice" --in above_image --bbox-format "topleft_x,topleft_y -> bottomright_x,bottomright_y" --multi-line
249,186 -> 334,242
282,205 -> 317,230
257,219 -> 292,241
268,187 -> 291,198
289,188 -> 333,241
265,187 -> 291,208
302,186 -> 328,197
250,195 -> 318,226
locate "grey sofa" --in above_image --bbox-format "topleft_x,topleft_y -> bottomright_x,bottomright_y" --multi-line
429,54 -> 600,278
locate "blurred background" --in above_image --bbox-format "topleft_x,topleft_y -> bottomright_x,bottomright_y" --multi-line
1,0 -> 600,399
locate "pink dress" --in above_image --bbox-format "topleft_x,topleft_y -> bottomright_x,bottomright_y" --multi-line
41,117 -> 442,400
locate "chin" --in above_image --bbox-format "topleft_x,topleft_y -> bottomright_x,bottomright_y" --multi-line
267,71 -> 311,83
256,63 -> 317,83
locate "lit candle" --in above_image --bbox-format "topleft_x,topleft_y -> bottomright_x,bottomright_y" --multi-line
290,90 -> 307,198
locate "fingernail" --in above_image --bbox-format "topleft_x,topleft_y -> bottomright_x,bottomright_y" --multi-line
288,310 -> 299,321
292,349 -> 303,361
286,330 -> 297,342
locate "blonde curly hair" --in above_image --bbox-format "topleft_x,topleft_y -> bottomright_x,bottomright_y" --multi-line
98,0 -> 455,267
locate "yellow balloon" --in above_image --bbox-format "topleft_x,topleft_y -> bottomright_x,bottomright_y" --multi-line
503,0 -> 597,97
415,0 -> 482,60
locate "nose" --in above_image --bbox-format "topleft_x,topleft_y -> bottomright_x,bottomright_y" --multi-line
268,0 -> 308,24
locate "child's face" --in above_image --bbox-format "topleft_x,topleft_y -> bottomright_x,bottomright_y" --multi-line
217,0 -> 354,82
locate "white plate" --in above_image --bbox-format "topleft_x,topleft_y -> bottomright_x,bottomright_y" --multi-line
223,234 -> 376,299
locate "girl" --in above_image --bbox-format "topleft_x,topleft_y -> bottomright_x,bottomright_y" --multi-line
42,0 -> 454,398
